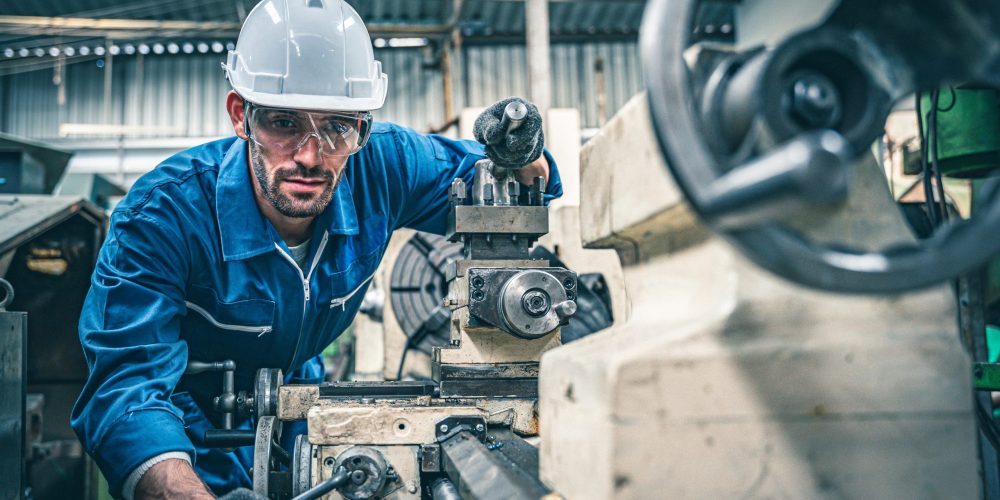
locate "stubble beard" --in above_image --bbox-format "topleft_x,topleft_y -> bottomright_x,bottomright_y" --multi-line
250,144 -> 339,218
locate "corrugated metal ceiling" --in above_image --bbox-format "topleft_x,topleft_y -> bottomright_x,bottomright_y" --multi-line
0,0 -> 647,36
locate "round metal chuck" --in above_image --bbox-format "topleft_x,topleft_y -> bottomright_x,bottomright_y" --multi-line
252,416 -> 282,497
291,434 -> 313,497
498,270 -> 575,339
334,446 -> 391,500
254,368 -> 282,418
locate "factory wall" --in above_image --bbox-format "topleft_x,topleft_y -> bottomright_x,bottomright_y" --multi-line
0,41 -> 642,142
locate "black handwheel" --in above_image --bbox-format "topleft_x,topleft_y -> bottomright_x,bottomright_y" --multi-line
641,0 -> 1000,293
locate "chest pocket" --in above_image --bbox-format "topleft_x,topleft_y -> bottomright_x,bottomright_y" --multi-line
327,243 -> 383,310
184,284 -> 275,336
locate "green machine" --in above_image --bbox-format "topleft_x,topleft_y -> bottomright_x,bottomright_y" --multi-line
920,87 -> 1000,178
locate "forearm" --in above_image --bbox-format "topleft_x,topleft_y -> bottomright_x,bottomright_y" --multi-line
135,458 -> 215,500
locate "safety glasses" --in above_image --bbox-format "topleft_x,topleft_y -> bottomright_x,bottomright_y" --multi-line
246,103 -> 373,158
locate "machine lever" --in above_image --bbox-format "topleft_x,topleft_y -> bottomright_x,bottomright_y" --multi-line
490,100 -> 528,145
203,429 -> 256,448
291,467 -> 350,500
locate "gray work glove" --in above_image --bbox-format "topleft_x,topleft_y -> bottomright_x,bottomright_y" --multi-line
473,97 -> 545,169
218,488 -> 267,500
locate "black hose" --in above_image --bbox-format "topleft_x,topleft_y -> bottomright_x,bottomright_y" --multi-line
291,467 -> 350,500
431,478 -> 462,500
929,89 -> 949,222
915,93 -> 940,226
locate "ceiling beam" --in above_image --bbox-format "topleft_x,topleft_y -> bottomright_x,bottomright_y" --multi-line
0,15 -> 452,40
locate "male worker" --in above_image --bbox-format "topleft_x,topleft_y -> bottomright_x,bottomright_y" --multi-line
70,1 -> 561,498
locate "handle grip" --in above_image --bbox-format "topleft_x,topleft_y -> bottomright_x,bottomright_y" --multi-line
489,101 -> 529,145
203,429 -> 256,448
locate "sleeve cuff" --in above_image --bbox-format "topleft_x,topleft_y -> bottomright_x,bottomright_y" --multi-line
92,408 -> 196,498
121,451 -> 192,500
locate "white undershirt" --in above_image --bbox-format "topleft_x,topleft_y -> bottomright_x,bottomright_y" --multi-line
287,238 -> 311,271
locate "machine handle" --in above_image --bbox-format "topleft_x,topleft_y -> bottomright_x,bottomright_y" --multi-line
203,429 -> 256,448
488,101 -> 529,145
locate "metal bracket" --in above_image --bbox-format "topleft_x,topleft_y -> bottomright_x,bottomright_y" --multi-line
435,415 -> 488,443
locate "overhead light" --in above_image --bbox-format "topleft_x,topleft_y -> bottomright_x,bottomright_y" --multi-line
152,43 -> 165,54
3,48 -> 13,58
197,42 -> 209,53
48,47 -> 60,56
138,44 -> 150,55
387,37 -> 428,48
34,48 -> 45,57
225,42 -> 235,51
373,38 -> 387,48
18,48 -> 28,57
182,43 -> 194,54
123,44 -> 135,55
167,42 -> 179,54
64,46 -> 75,56
79,46 -> 90,56
109,44 -> 121,55
94,46 -> 105,56
211,42 -> 225,53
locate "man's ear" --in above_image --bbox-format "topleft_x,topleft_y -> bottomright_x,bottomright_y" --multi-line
226,91 -> 249,140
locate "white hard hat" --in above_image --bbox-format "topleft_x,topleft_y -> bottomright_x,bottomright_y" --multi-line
224,0 -> 388,112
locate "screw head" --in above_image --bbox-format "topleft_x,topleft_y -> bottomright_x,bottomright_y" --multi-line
472,290 -> 485,301
475,423 -> 485,432
563,277 -> 575,289
439,424 -> 449,433
471,276 -> 485,289
786,71 -> 841,129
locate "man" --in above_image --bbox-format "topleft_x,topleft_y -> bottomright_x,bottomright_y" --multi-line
69,1 -> 561,498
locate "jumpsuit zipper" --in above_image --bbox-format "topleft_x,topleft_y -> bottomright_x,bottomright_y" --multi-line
329,272 -> 377,310
185,301 -> 273,336
274,231 -> 329,372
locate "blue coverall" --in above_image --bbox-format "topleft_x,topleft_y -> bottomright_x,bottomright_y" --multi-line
70,122 -> 562,496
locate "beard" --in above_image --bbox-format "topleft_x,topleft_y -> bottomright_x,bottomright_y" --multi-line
250,144 -> 339,218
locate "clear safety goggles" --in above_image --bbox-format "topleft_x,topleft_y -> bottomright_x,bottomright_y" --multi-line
246,104 -> 373,158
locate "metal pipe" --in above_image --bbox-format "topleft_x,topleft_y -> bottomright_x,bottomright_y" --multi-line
431,478 -> 461,500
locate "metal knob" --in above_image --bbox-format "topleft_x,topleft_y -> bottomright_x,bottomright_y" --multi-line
553,300 -> 577,321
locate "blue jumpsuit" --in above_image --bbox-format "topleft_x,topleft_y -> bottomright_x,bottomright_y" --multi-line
70,122 -> 562,496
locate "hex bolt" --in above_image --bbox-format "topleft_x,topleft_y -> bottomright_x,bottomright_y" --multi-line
471,276 -> 486,289
471,290 -> 485,302
439,424 -> 450,434
563,277 -> 575,289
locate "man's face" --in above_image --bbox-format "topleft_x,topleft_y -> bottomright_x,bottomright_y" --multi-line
244,104 -> 373,218
248,139 -> 349,218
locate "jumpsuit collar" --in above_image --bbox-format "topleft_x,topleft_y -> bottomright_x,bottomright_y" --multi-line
215,138 -> 359,262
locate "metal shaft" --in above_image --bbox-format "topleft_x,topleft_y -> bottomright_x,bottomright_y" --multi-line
291,467 -> 350,500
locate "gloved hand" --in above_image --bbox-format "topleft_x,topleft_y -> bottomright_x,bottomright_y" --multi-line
473,97 -> 545,169
218,488 -> 268,500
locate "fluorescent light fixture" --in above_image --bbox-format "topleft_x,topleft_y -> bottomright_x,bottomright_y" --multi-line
387,37 -> 428,48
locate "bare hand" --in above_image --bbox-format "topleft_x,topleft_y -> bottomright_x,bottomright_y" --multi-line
135,459 -> 215,500
514,155 -> 550,189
